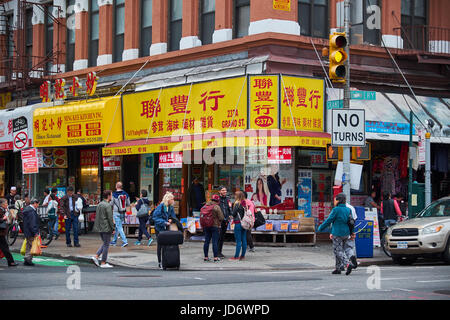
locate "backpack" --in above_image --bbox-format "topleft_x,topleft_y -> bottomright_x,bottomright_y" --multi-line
240,205 -> 255,230
47,201 -> 57,219
115,193 -> 128,212
137,200 -> 150,218
200,204 -> 216,228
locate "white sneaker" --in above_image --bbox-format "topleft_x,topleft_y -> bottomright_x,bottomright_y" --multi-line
91,256 -> 100,267
100,263 -> 113,268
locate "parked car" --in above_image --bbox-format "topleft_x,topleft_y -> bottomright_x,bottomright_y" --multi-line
384,196 -> 450,265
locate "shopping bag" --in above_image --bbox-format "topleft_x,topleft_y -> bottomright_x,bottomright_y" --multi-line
0,248 -> 4,259
30,236 -> 42,256
187,220 -> 196,234
20,239 -> 27,256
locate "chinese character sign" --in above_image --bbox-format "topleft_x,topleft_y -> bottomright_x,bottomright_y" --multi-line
249,75 -> 278,130
123,77 -> 248,140
280,76 -> 324,132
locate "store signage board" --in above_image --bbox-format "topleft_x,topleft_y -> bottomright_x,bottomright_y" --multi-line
273,0 -> 291,11
249,75 -> 279,130
39,72 -> 99,103
21,148 -> 39,174
268,146 -> 292,164
159,152 -> 183,169
103,156 -> 121,171
12,116 -> 29,152
365,121 -> 414,135
331,109 -> 365,147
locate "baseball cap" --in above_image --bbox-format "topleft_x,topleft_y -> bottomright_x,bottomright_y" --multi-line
10,186 -> 16,191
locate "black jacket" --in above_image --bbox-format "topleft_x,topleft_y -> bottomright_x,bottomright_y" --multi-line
23,205 -> 40,238
232,203 -> 245,223
219,196 -> 232,220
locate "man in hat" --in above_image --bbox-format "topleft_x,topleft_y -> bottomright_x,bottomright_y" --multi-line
5,187 -> 17,207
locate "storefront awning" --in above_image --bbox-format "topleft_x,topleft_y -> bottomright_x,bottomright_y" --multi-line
33,96 -> 123,148
326,89 -> 450,144
0,101 -> 62,151
102,130 -> 331,156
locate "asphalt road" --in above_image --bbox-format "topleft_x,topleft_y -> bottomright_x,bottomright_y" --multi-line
1,259 -> 449,302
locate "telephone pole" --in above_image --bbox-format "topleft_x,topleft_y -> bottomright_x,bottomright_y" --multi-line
342,0 -> 351,201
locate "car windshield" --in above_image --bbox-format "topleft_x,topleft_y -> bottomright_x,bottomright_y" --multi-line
416,199 -> 450,218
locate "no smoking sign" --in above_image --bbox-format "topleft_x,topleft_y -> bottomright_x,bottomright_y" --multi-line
13,116 -> 29,152
14,131 -> 28,150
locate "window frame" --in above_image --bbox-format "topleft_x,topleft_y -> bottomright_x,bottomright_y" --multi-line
199,0 -> 215,45
233,0 -> 250,39
349,0 -> 381,46
401,0 -> 428,50
66,0 -> 76,72
140,0 -> 153,57
298,0 -> 329,39
113,0 -> 125,63
168,0 -> 182,52
88,0 -> 99,67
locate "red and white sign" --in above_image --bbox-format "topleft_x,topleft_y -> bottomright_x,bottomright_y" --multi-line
21,148 -> 39,174
159,152 -> 183,169
268,147 -> 292,164
80,149 -> 99,166
103,156 -> 121,171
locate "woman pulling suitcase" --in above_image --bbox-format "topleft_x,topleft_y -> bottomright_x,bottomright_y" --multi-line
152,192 -> 178,269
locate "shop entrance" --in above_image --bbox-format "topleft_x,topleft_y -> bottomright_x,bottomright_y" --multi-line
122,154 -> 139,202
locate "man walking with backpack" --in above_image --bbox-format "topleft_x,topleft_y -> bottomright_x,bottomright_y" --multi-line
200,194 -> 224,262
110,182 -> 129,247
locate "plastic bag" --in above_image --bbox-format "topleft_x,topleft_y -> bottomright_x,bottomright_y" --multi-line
187,220 -> 196,234
30,236 -> 42,256
20,239 -> 27,256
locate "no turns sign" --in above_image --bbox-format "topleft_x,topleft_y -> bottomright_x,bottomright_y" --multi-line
331,109 -> 365,147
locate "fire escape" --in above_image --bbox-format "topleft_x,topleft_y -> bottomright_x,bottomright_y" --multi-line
0,0 -> 63,103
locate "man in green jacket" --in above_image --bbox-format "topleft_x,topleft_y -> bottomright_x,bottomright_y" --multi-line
92,190 -> 115,268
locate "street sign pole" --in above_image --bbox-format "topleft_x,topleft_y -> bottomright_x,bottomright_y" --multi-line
343,0 -> 351,201
408,111 -> 413,219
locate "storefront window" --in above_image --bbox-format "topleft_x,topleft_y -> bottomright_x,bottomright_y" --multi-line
140,154 -> 154,202
36,169 -> 67,194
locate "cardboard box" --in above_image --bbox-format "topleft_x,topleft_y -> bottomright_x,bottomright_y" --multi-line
298,217 -> 315,232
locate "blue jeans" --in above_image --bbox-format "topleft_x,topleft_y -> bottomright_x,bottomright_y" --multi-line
233,223 -> 247,258
203,226 -> 220,258
385,219 -> 397,228
112,212 -> 127,244
48,217 -> 59,237
65,212 -> 79,245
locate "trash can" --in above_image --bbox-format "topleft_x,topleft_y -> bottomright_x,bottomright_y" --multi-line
355,219 -> 374,258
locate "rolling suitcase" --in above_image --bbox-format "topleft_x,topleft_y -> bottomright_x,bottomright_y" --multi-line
157,231 -> 184,270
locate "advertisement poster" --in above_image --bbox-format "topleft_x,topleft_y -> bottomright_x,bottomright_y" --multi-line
159,152 -> 183,169
21,148 -> 39,174
297,170 -> 312,217
364,208 -> 381,247
245,164 -> 295,209
140,154 -> 154,201
103,156 -> 121,171
39,148 -> 68,168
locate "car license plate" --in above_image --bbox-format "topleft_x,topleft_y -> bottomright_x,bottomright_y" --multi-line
397,241 -> 408,249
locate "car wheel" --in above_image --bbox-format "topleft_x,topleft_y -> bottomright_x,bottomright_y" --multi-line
443,237 -> 450,264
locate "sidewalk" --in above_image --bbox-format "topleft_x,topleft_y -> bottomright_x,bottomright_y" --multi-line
9,233 -> 393,271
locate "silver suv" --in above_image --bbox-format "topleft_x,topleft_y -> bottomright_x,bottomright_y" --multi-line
385,197 -> 450,265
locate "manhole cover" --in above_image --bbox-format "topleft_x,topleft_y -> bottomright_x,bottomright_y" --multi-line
434,290 -> 450,296
111,255 -> 138,259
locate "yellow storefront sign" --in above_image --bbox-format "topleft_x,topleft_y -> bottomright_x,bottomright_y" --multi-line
280,75 -> 324,132
102,132 -> 330,156
123,76 -> 248,140
33,96 -> 123,147
273,0 -> 291,11
249,75 -> 279,130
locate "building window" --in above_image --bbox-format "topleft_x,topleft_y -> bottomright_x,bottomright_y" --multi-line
45,5 -> 54,74
25,8 -> 33,70
66,0 -> 76,71
298,0 -> 328,39
6,14 -> 14,78
89,0 -> 99,67
234,0 -> 250,38
350,0 -> 380,45
168,0 -> 182,51
200,0 -> 215,45
113,0 -> 125,62
401,0 -> 427,50
140,0 -> 152,57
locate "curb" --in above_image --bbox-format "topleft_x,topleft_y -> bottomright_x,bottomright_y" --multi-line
11,249 -> 394,270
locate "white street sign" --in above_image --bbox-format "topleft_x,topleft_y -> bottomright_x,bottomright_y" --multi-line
331,109 -> 365,146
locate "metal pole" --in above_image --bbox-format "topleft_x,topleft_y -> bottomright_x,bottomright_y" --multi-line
342,0 -> 351,201
425,131 -> 431,206
408,111 -> 413,218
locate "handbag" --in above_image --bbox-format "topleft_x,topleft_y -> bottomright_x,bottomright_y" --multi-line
254,211 -> 266,229
30,236 -> 42,256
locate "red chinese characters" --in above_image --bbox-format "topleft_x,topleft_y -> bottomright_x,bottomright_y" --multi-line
199,90 -> 224,111
86,72 -> 98,96
169,95 -> 190,116
251,77 -> 277,128
70,77 -> 81,97
141,99 -> 161,119
54,79 -> 66,100
40,81 -> 51,103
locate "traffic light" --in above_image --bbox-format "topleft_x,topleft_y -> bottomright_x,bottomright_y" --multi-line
329,32 -> 348,83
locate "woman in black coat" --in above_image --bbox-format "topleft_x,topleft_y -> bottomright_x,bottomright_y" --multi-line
0,198 -> 18,266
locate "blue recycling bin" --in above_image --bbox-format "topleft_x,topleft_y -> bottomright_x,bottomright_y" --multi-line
355,206 -> 366,220
355,219 -> 374,258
